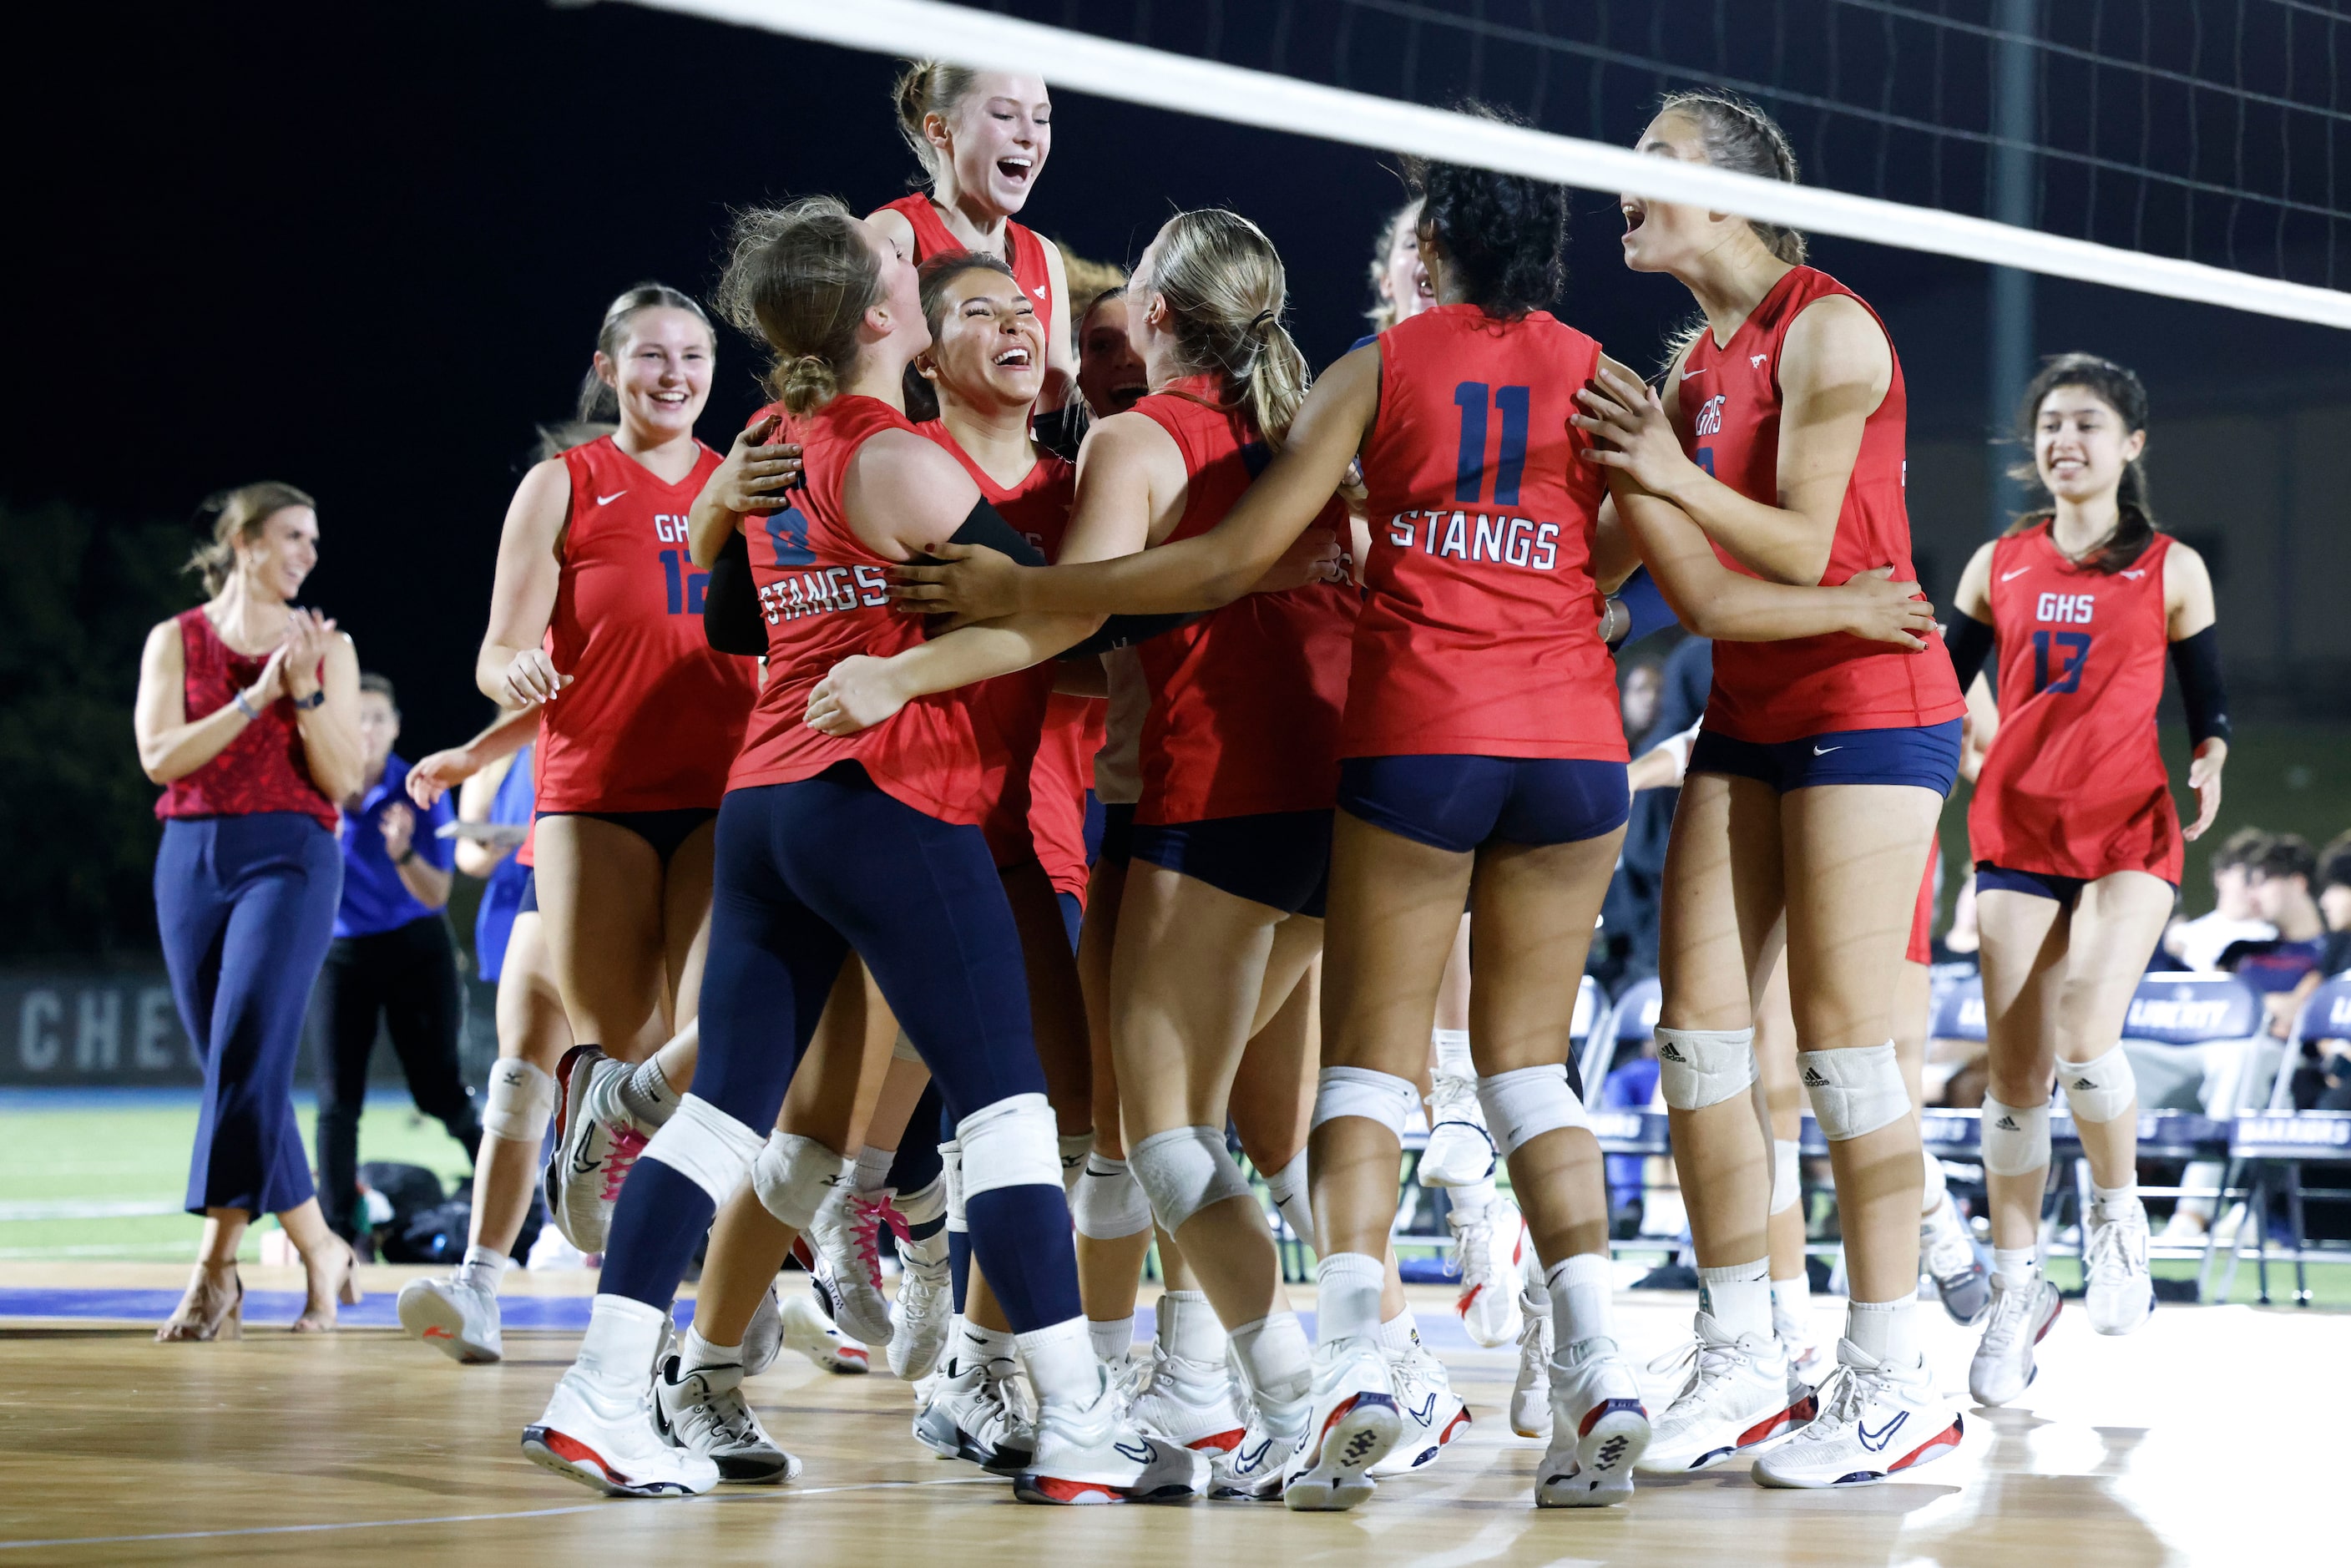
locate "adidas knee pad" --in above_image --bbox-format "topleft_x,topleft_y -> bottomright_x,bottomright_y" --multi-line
954,1093 -> 1064,1197
2058,1044 -> 2137,1125
1980,1095 -> 2052,1177
1475,1065 -> 1590,1160
751,1130 -> 847,1230
1128,1125 -> 1254,1233
1797,1043 -> 1909,1142
1655,1025 -> 1757,1111
1070,1156 -> 1153,1241
1261,1148 -> 1313,1241
1770,1136 -> 1801,1216
481,1058 -> 556,1145
1309,1066 -> 1418,1137
641,1095 -> 765,1206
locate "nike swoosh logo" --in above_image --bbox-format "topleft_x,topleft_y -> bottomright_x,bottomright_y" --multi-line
1115,1440 -> 1156,1464
1680,367 -> 1708,379
596,490 -> 628,506
2000,566 -> 2031,580
1858,1410 -> 1907,1452
2121,569 -> 2146,579
1408,1393 -> 1436,1424
1813,745 -> 1841,756
1031,286 -> 1049,300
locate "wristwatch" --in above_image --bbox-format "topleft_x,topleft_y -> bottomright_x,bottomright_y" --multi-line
291,688 -> 327,710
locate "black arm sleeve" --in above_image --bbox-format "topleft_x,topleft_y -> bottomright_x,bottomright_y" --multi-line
933,496 -> 1046,567
935,496 -> 1199,656
701,530 -> 767,655
1060,610 -> 1203,658
1944,609 -> 1995,692
2168,624 -> 2231,748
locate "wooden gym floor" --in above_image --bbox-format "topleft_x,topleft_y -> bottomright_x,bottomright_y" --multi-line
0,1267 -> 2338,1565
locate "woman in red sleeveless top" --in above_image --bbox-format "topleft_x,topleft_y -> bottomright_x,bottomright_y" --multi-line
1944,355 -> 2226,1403
870,61 -> 1074,408
474,285 -> 759,1252
1570,92 -> 1968,1489
134,482 -> 365,1339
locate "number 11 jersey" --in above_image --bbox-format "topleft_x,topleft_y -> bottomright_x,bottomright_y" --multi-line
1348,304 -> 1624,761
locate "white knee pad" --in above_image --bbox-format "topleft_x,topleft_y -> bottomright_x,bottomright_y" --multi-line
1655,1026 -> 1757,1111
1309,1066 -> 1418,1137
1070,1156 -> 1153,1241
1980,1096 -> 2052,1178
1261,1148 -> 1313,1241
1128,1125 -> 1254,1233
1797,1043 -> 1909,1142
1475,1065 -> 1590,1161
482,1058 -> 556,1145
941,1141 -> 966,1232
1770,1137 -> 1801,1215
751,1130 -> 847,1230
955,1093 -> 1064,1197
2058,1045 -> 2137,1125
640,1095 -> 765,1206
1059,1129 -> 1096,1195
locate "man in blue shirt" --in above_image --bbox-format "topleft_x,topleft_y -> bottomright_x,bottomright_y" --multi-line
312,675 -> 483,1248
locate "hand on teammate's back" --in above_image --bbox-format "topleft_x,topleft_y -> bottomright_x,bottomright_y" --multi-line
892,540 -> 1024,623
1836,565 -> 1937,650
708,413 -> 803,515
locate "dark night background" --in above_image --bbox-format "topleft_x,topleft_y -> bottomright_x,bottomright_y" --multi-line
6,0 -> 2348,959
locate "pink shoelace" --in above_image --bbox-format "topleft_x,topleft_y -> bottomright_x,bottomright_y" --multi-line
600,1125 -> 649,1203
845,1193 -> 913,1289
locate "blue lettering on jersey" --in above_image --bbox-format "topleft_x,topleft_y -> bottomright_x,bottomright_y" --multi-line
766,507 -> 817,569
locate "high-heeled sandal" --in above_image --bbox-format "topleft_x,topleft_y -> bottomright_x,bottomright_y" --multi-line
291,1238 -> 362,1333
156,1262 -> 243,1343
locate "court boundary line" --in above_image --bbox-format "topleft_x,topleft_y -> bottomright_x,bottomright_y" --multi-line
0,1475 -> 998,1551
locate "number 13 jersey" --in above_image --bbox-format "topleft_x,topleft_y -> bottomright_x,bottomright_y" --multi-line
1969,521 -> 2182,884
1349,305 -> 1624,760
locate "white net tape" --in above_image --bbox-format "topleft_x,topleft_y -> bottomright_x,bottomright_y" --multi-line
617,0 -> 2351,330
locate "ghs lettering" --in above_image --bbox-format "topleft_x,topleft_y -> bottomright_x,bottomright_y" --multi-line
1387,509 -> 1560,571
760,565 -> 890,623
2035,591 -> 2095,625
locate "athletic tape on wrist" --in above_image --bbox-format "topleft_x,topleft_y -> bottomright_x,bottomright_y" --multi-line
1309,1065 -> 1419,1136
1070,1156 -> 1154,1240
1771,1136 -> 1801,1215
1261,1148 -> 1313,1242
1979,1095 -> 2052,1177
1797,1044 -> 1910,1142
1475,1064 -> 1590,1160
482,1057 -> 556,1144
954,1093 -> 1064,1197
640,1094 -> 764,1206
2057,1044 -> 2137,1125
751,1130 -> 848,1230
1655,1025 -> 1757,1111
1127,1125 -> 1254,1233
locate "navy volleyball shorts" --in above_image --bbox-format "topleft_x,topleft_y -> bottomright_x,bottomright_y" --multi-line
1129,809 -> 1332,917
1687,718 -> 1961,796
1336,754 -> 1631,855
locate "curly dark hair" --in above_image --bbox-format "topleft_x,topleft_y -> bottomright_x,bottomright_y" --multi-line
1404,104 -> 1568,320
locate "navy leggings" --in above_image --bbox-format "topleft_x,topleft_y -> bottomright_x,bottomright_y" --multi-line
601,766 -> 1080,1330
154,815 -> 343,1216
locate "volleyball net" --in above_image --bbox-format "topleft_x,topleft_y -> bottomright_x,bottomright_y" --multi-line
614,0 -> 2351,331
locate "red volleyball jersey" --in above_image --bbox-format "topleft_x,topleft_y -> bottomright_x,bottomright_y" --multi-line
877,194 -> 1055,327
728,397 -> 986,822
1968,524 -> 2182,884
1349,306 -> 1625,761
1030,694 -> 1105,901
155,607 -> 338,831
914,420 -> 1077,866
1677,267 -> 1964,744
1130,377 -> 1358,824
533,437 -> 759,813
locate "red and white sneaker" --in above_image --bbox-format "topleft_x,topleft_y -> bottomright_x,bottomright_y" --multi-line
1752,1339 -> 1963,1488
1536,1338 -> 1649,1507
1969,1272 -> 2062,1406
1282,1337 -> 1401,1512
523,1367 -> 719,1497
1015,1368 -> 1207,1505
1128,1296 -> 1246,1456
805,1186 -> 899,1348
545,1047 -> 644,1254
1372,1332 -> 1469,1475
1636,1312 -> 1815,1473
1449,1196 -> 1528,1348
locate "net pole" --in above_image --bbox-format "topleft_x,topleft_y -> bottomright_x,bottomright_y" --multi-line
1988,0 -> 2038,534
609,0 -> 2351,330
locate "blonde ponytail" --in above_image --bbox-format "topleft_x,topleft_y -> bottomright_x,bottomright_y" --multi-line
713,197 -> 885,416
892,59 -> 983,185
1147,209 -> 1311,450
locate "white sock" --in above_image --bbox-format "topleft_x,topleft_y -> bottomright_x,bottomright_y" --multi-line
1546,1252 -> 1614,1347
2092,1181 -> 2141,1221
852,1145 -> 897,1196
1314,1252 -> 1387,1343
1376,1307 -> 1419,1354
1015,1317 -> 1098,1405
1846,1292 -> 1921,1367
618,1055 -> 680,1130
1771,1271 -> 1811,1319
959,1321 -> 1019,1373
1696,1256 -> 1773,1340
1230,1312 -> 1312,1431
896,1174 -> 947,1230
1993,1246 -> 2038,1288
680,1323 -> 739,1369
1086,1316 -> 1135,1363
1432,1029 -> 1473,1077
578,1294 -> 669,1390
455,1242 -> 506,1294
1156,1290 -> 1226,1362
1449,1176 -> 1497,1219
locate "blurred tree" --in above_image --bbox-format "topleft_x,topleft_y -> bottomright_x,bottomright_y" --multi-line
0,500 -> 193,958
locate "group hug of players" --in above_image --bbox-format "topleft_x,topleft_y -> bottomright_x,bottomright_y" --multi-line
387,62 -> 2232,1510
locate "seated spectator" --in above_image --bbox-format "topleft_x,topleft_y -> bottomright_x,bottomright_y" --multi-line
2222,834 -> 2351,1036
2162,827 -> 2274,971
2318,830 -> 2351,937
